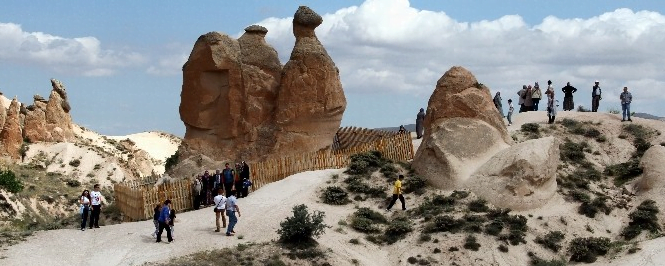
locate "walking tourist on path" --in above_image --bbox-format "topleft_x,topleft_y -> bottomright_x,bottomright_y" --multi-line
561,82 -> 577,111
213,188 -> 227,232
156,199 -> 173,243
386,175 -> 406,211
226,192 -> 241,236
620,86 -> 633,122
79,190 -> 91,231
416,108 -> 425,139
592,80 -> 602,112
89,184 -> 104,229
531,82 -> 542,111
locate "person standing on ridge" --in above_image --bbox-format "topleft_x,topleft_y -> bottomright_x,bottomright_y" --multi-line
517,85 -> 526,113
416,108 -> 425,139
386,175 -> 406,211
561,82 -> 577,111
620,86 -> 633,122
531,82 -> 542,111
592,80 -> 602,112
546,87 -> 558,124
493,92 -> 504,117
507,99 -> 514,126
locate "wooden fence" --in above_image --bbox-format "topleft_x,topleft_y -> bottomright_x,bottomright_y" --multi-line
114,179 -> 192,221
115,129 -> 413,220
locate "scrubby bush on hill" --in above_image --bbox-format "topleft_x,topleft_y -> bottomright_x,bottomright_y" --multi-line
559,139 -> 588,164
567,237 -> 611,263
350,207 -> 387,233
535,231 -> 565,252
468,198 -> 490,213
0,170 -> 23,193
403,176 -> 427,195
521,123 -> 541,139
344,175 -> 386,198
622,200 -> 661,240
413,194 -> 456,219
277,205 -> 328,245
164,151 -> 179,172
321,186 -> 349,205
578,195 -> 613,218
345,151 -> 391,175
383,216 -> 413,244
463,235 -> 481,251
605,159 -> 642,186
68,159 -> 81,167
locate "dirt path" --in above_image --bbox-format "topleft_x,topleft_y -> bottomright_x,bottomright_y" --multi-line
0,169 -> 344,266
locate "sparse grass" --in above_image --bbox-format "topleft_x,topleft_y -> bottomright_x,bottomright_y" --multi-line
605,159 -> 643,187
559,139 -> 588,164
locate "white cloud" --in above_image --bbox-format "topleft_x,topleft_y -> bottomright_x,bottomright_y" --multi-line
0,22 -> 144,76
146,52 -> 188,76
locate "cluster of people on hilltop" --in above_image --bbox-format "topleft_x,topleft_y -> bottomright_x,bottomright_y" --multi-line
493,80 -> 634,125
192,161 -> 252,210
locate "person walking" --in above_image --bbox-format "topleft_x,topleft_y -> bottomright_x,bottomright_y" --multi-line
561,82 -> 577,111
386,175 -> 406,211
226,191 -> 241,236
517,85 -> 527,113
151,204 -> 160,238
546,88 -> 558,124
156,199 -> 173,243
620,86 -> 633,122
532,82 -> 542,111
416,108 -> 425,139
168,208 -> 176,240
79,190 -> 91,231
222,163 -> 235,197
89,184 -> 104,229
507,99 -> 514,126
592,80 -> 602,112
493,92 -> 504,117
213,188 -> 227,232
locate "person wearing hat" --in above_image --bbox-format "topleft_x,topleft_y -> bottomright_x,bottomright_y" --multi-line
620,86 -> 633,122
592,80 -> 602,112
531,82 -> 542,111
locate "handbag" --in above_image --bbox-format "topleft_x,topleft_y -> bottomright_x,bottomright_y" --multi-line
213,199 -> 223,213
79,205 -> 84,215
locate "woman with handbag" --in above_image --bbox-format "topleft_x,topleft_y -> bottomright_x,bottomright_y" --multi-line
213,188 -> 227,232
79,190 -> 91,231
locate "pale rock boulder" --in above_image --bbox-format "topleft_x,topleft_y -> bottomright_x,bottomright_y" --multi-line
635,145 -> 665,193
467,137 -> 560,210
273,6 -> 346,155
0,99 -> 23,160
413,66 -> 511,189
44,79 -> 74,142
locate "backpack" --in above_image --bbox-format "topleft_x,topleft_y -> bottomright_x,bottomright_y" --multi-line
243,179 -> 252,188
223,169 -> 234,183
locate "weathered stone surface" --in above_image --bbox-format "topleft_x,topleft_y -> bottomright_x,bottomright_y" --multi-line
273,6 -> 346,155
413,66 -> 511,189
636,145 -> 665,193
22,79 -> 75,142
23,101 -> 47,143
0,98 -> 6,129
467,137 -> 560,210
177,6 -> 345,167
0,99 -> 23,160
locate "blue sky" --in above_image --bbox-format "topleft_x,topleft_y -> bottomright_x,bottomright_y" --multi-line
1,0 -> 664,136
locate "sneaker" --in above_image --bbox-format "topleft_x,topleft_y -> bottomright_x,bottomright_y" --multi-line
81,228 -> 85,231
402,208 -> 407,211
622,119 -> 626,122
94,226 -> 100,228
508,123 -> 512,126
214,229 -> 220,232
226,233 -> 235,236
628,119 -> 632,122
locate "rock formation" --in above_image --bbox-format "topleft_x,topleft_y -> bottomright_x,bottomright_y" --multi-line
22,79 -> 75,143
178,6 -> 346,165
635,145 -> 665,193
273,6 -> 347,155
0,98 -> 6,129
0,99 -> 23,160
467,137 -> 560,210
412,66 -> 511,189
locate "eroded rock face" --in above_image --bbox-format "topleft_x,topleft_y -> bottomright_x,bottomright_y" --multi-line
467,137 -> 560,210
0,98 -> 6,129
636,145 -> 665,193
0,99 -> 23,160
22,79 -> 75,142
178,6 -> 345,165
413,66 -> 510,189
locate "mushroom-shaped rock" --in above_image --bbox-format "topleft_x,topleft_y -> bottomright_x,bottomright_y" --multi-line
636,145 -> 665,193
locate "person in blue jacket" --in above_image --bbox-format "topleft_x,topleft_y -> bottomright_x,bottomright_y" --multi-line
156,199 -> 173,243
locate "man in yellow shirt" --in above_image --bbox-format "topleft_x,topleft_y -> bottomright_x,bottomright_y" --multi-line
386,175 -> 406,211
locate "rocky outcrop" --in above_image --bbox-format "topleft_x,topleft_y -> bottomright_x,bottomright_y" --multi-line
178,6 -> 345,166
0,99 -> 23,160
272,6 -> 347,155
467,137 -> 560,210
636,145 -> 665,193
22,79 -> 75,143
413,66 -> 510,189
0,98 -> 6,129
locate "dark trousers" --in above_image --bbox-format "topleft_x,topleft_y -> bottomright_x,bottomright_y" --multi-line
387,194 -> 406,210
193,193 -> 201,210
90,205 -> 101,228
592,96 -> 601,112
156,221 -> 172,242
532,99 -> 540,111
548,115 -> 556,124
235,182 -> 242,197
241,187 -> 249,198
224,183 -> 234,197
81,205 -> 89,229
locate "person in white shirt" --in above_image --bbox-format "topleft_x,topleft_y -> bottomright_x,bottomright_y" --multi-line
89,184 -> 104,229
213,188 -> 227,232
80,190 -> 91,231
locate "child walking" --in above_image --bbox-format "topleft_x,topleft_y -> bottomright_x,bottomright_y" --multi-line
507,99 -> 514,126
169,208 -> 176,240
151,204 -> 160,238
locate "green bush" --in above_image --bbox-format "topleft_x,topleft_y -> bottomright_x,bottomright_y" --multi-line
350,207 -> 387,233
66,179 -> 81,187
379,164 -> 397,177
345,176 -> 387,198
0,170 -> 23,193
521,123 -> 541,139
403,176 -> 427,195
277,205 -> 328,244
165,151 -> 179,172
622,200 -> 661,240
578,196 -> 613,218
584,128 -> 601,138
559,139 -> 587,164
568,190 -> 591,203
68,159 -> 81,167
605,159 -> 643,186
426,215 -> 464,233
345,151 -> 390,175
484,219 -> 504,236
463,235 -> 481,251
561,118 -> 580,128
384,216 -> 413,244
354,207 -> 388,223
498,244 -> 509,253
535,231 -> 565,252
468,199 -> 490,212
413,194 -> 456,218
567,237 -> 611,263
462,214 -> 487,233
322,186 -> 349,205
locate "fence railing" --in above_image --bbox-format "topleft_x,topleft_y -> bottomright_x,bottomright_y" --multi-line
115,130 -> 413,220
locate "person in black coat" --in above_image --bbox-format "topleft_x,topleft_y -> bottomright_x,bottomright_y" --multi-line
561,82 -> 578,111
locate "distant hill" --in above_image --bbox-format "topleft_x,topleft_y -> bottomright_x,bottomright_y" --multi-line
632,112 -> 664,121
375,123 -> 416,132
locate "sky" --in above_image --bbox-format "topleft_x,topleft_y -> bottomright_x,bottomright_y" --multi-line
1,0 -> 664,136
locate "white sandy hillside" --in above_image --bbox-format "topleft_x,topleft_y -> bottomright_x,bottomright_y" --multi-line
0,94 -> 11,107
108,131 -> 181,174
